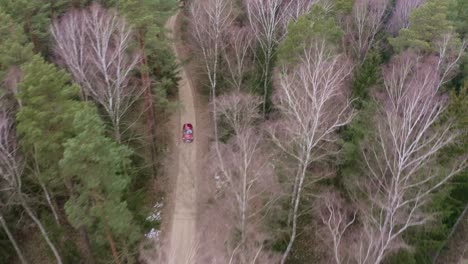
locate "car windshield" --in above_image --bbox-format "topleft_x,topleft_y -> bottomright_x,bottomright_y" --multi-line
184,129 -> 192,135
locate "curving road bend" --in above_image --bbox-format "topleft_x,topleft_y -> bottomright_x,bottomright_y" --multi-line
164,13 -> 198,264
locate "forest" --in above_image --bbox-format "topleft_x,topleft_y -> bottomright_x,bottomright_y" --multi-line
0,0 -> 467,263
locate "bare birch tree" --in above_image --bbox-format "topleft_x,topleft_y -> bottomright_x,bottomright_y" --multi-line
270,41 -> 355,264
223,26 -> 255,92
2,67 -> 61,227
350,50 -> 467,264
217,130 -> 273,264
211,92 -> 275,263
318,191 -> 357,264
281,0 -> 323,27
317,36 -> 466,264
51,4 -> 142,142
0,109 -> 62,264
386,0 -> 426,35
347,0 -> 389,62
216,92 -> 262,136
190,0 -> 233,142
246,0 -> 320,115
0,213 -> 28,264
0,123 -> 27,264
245,0 -> 286,115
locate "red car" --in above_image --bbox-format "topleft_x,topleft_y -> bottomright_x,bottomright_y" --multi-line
182,123 -> 194,143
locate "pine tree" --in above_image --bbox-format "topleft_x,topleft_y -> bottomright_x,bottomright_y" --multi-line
60,105 -> 139,264
0,0 -> 76,54
16,55 -> 79,189
389,0 -> 457,53
118,0 -> 176,28
277,5 -> 343,65
448,0 -> 467,38
0,11 -> 33,82
118,0 -> 178,173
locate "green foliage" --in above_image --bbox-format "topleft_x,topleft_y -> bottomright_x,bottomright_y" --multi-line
415,85 -> 468,261
40,211 -> 81,263
0,227 -> 15,264
0,0 -> 65,53
242,46 -> 264,96
384,250 -> 417,264
447,0 -> 468,90
1,1 -> 174,262
404,196 -> 454,263
385,86 -> 468,263
383,187 -> 464,263
118,0 -> 179,108
338,101 -> 376,186
389,0 -> 456,53
351,50 -> 383,104
149,42 -> 179,101
60,105 -> 139,243
337,48 -> 383,189
16,55 -> 79,186
448,0 -> 468,37
118,0 -> 176,29
435,84 -> 468,229
16,54 -> 141,262
0,11 -> 33,81
277,5 -> 343,65
445,85 -> 468,152
333,0 -> 354,15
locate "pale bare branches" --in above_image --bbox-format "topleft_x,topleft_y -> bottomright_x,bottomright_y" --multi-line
246,0 -> 285,49
217,129 -> 274,264
223,26 -> 255,92
210,92 -> 274,264
51,9 -> 88,98
190,0 -> 232,90
435,35 -> 467,87
273,43 -> 354,161
190,0 -> 233,141
0,109 -> 27,264
281,0 -> 321,27
51,4 -> 141,141
245,0 -> 288,115
0,109 -> 63,264
347,0 -> 389,62
0,109 -> 22,196
216,92 -> 262,135
246,0 -> 317,57
386,0 -> 426,35
1,66 -> 22,103
271,42 -> 355,263
352,51 -> 467,264
0,214 -> 28,264
318,191 -> 357,264
315,39 -> 466,264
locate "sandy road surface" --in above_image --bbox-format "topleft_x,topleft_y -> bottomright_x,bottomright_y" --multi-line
164,13 -> 198,264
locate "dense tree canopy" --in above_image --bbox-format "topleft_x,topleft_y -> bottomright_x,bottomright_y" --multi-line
0,0 -> 178,262
389,0 -> 457,52
60,105 -> 139,255
0,11 -> 33,81
16,55 -> 79,187
277,5 -> 342,65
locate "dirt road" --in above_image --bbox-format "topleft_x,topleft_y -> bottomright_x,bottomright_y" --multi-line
164,13 -> 198,263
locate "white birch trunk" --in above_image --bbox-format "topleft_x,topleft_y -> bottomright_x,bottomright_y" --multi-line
0,214 -> 28,264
